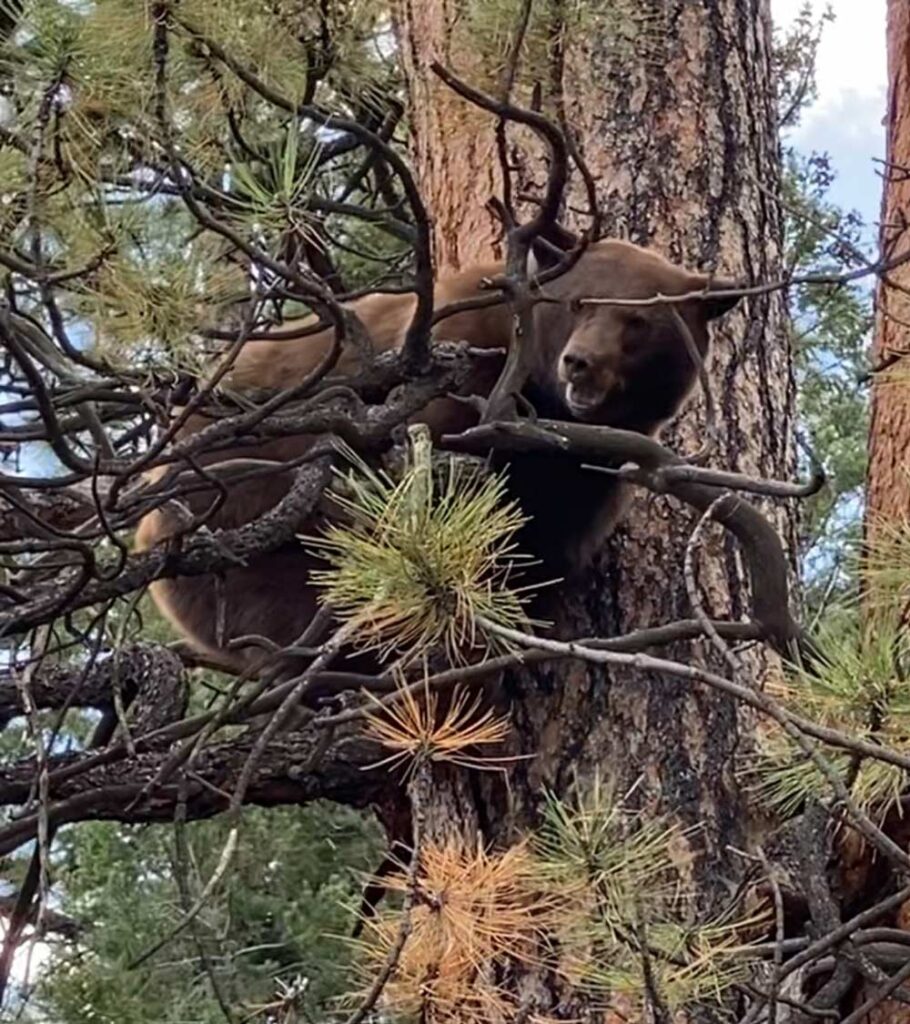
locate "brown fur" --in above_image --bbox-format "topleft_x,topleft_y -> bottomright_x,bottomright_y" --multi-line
134,239 -> 741,674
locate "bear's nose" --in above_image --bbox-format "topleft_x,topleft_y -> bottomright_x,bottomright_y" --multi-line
562,352 -> 590,380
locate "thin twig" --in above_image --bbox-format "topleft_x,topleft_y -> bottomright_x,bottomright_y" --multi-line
755,845 -> 785,1024
476,617 -> 910,871
343,761 -> 427,1024
684,495 -> 743,678
128,621 -> 353,969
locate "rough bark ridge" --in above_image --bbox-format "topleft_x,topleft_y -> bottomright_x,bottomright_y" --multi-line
867,0 -> 910,533
390,0 -> 505,273
861,6 -> 910,1021
549,0 -> 796,869
397,0 -> 796,925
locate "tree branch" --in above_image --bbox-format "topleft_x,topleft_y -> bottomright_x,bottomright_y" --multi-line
442,418 -> 810,659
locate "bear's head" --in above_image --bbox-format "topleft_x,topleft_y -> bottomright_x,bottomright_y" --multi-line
529,235 -> 743,432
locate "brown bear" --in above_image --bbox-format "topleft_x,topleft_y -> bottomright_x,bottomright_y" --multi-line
133,237 -> 742,675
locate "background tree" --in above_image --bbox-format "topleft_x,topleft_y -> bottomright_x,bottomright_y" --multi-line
786,147 -> 872,608
851,5 -> 910,1022
867,0 -> 910,537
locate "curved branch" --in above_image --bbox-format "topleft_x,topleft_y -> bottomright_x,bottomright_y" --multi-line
0,644 -> 186,729
442,418 -> 811,660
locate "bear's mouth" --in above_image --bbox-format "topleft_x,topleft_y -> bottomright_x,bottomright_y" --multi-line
563,384 -> 604,417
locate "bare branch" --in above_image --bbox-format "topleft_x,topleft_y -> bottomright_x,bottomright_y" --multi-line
442,417 -> 808,658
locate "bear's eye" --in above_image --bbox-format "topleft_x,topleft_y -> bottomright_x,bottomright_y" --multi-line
625,312 -> 648,330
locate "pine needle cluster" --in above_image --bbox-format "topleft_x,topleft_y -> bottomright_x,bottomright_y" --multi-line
746,604 -> 910,821
353,839 -> 555,1024
533,780 -> 763,1014
0,0 -> 399,375
308,428 -> 535,665
351,779 -> 766,1022
863,515 -> 910,605
362,675 -> 514,776
228,125 -> 324,243
82,240 -> 243,370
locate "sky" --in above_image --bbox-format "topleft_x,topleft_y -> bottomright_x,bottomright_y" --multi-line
771,0 -> 887,238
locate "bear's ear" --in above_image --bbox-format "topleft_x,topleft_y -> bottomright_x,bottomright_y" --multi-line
527,222 -> 578,277
692,276 -> 744,321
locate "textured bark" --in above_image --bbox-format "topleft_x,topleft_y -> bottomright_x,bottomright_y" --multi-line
390,0 -> 505,271
538,2 -> 796,868
859,6 -> 910,1021
0,644 -> 188,726
0,486 -> 96,541
0,726 -> 383,852
394,0 -> 795,1016
867,0 -> 910,534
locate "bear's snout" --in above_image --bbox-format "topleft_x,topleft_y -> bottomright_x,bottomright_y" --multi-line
561,351 -> 590,382
558,344 -> 625,419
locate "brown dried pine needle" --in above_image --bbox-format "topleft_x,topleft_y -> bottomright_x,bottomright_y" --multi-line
361,673 -> 518,775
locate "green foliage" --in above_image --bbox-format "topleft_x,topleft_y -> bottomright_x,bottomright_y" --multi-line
0,0 -> 404,377
784,150 -> 873,607
229,126 -> 324,241
327,213 -> 411,293
36,805 -> 381,1023
533,779 -> 765,1013
1,590 -> 380,1024
772,4 -> 874,609
81,226 -> 245,371
308,429 -> 534,664
533,774 -> 679,922
863,517 -> 910,605
747,605 -> 910,820
0,3 -> 406,1010
1,3 -> 886,1022
356,777 -> 766,1022
772,1 -> 834,130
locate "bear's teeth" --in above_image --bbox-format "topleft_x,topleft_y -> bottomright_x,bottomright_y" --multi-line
566,385 -> 599,413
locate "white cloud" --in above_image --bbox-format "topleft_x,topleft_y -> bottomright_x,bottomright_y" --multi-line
771,0 -> 887,231
772,0 -> 886,116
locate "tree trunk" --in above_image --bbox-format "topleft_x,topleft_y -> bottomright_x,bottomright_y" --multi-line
392,0 -> 795,1016
867,0 -> 910,535
391,0 -> 505,272
859,6 -> 910,1022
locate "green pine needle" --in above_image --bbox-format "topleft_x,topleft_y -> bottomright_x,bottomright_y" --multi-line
533,776 -> 681,922
864,516 -> 910,603
747,606 -> 910,820
532,776 -> 766,1012
228,126 -> 324,243
306,428 -> 537,663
